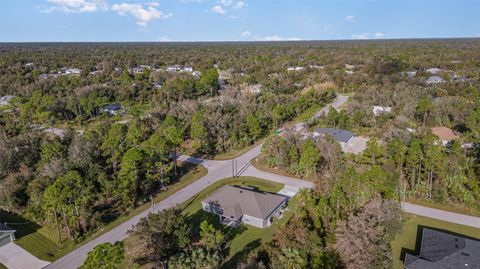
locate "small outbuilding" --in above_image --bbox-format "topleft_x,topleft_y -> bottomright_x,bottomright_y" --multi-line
372,106 -> 392,116
426,76 -> 445,84
102,103 -> 124,116
0,223 -> 16,247
431,127 -> 458,146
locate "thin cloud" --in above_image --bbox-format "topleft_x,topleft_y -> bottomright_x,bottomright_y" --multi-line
241,30 -> 251,37
260,35 -> 302,41
112,3 -> 172,27
41,0 -> 107,13
211,5 -> 226,15
344,15 -> 355,22
351,32 -> 384,39
158,35 -> 171,42
233,1 -> 245,10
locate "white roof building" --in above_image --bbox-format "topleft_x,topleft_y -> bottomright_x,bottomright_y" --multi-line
372,106 -> 392,116
426,76 -> 445,84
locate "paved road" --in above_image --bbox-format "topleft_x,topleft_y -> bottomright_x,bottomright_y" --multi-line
402,202 -> 480,229
45,142 -> 312,269
44,94 -> 347,269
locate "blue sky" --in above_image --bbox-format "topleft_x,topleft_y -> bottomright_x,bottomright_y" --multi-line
1,0 -> 479,42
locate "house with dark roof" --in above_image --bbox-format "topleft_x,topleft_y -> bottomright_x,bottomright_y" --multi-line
404,228 -> 480,269
0,223 -> 16,247
102,103 -> 124,116
202,185 -> 287,228
314,128 -> 354,144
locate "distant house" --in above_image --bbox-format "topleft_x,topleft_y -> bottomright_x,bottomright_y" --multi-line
426,76 -> 445,84
345,64 -> 355,70
286,66 -> 304,72
345,70 -> 354,75
153,82 -> 163,89
102,103 -> 124,116
202,185 -> 287,228
129,66 -> 150,75
431,127 -> 458,146
0,95 -> 15,106
244,84 -> 262,94
25,62 -> 34,67
192,71 -> 202,78
372,106 -> 392,116
426,67 -> 443,75
404,228 -> 480,269
0,223 -> 16,247
63,68 -> 82,75
314,128 -> 354,144
166,65 -> 193,73
405,70 -> 417,78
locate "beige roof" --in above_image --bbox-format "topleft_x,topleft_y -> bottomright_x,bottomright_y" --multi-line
202,185 -> 286,220
431,127 -> 458,141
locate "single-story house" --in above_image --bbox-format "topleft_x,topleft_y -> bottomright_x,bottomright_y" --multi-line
286,66 -> 304,72
426,76 -> 445,84
426,67 -> 443,75
62,68 -> 82,75
372,106 -> 392,116
404,228 -> 480,269
102,103 -> 124,116
431,127 -> 458,146
405,70 -> 417,78
314,128 -> 354,144
244,84 -> 262,94
202,185 -> 287,228
0,223 -> 16,247
0,95 -> 15,106
345,64 -> 355,70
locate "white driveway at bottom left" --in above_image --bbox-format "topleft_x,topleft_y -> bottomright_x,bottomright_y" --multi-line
0,243 -> 50,269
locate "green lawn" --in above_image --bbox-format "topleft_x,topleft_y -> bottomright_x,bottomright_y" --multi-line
1,162 -> 207,262
391,214 -> 480,269
180,177 -> 298,268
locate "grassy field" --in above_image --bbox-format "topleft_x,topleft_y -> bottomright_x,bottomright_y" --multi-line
1,162 -> 207,262
391,214 -> 480,269
179,176 -> 297,268
251,157 -> 315,182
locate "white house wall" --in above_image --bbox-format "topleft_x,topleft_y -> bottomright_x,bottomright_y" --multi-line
242,215 -> 265,228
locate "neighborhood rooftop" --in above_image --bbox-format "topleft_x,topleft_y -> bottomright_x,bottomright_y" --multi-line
404,228 -> 480,269
314,128 -> 353,143
431,127 -> 458,141
202,185 -> 286,220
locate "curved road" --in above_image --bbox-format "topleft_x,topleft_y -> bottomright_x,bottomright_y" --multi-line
43,94 -> 480,268
45,95 -> 349,269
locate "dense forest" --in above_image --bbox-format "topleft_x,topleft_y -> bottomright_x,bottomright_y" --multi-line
0,39 -> 479,268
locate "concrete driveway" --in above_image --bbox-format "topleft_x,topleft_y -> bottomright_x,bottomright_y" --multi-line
0,243 -> 50,269
342,136 -> 369,154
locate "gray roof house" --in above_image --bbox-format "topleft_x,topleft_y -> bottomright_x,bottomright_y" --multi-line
0,223 -> 16,247
426,76 -> 445,84
202,185 -> 287,228
404,228 -> 480,269
102,103 -> 124,116
314,128 -> 354,144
